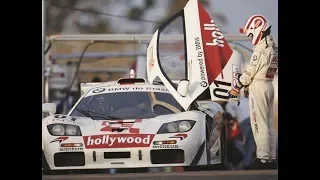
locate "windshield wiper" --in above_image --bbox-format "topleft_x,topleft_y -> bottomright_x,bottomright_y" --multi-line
103,115 -> 121,120
85,110 -> 121,120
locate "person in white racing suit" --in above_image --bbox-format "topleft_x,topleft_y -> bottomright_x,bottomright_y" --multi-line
227,14 -> 278,170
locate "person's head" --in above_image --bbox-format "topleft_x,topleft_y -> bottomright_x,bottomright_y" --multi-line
240,14 -> 272,45
225,112 -> 237,128
224,112 -> 233,121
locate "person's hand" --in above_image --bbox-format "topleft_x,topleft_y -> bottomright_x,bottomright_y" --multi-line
228,87 -> 240,98
227,87 -> 241,105
227,76 -> 243,102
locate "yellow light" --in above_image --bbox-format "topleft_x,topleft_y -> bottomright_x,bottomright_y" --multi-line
153,140 -> 177,145
60,143 -> 83,147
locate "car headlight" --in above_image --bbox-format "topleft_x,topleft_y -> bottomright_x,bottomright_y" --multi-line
179,121 -> 192,132
157,120 -> 196,134
66,126 -> 78,136
47,124 -> 82,136
167,122 -> 179,133
52,124 -> 65,135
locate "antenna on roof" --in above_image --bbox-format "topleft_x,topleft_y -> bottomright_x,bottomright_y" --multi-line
129,69 -> 136,78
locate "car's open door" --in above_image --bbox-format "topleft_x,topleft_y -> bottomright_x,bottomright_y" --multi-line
147,0 -> 242,110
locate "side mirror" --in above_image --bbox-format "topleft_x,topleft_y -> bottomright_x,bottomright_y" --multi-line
177,79 -> 189,97
42,103 -> 56,115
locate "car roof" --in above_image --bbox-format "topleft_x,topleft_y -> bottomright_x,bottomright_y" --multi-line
81,78 -> 174,97
80,77 -> 181,95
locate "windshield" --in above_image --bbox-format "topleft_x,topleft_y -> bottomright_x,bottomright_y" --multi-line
69,91 -> 184,120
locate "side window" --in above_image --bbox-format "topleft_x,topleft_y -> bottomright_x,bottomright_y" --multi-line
154,92 -> 184,111
158,15 -> 186,80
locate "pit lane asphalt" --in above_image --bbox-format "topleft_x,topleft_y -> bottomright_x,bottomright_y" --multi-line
42,170 -> 278,180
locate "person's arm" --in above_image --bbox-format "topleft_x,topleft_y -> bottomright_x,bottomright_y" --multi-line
239,50 -> 264,86
227,50 -> 264,100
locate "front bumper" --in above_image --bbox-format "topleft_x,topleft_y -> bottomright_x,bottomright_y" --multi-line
43,146 -> 195,170
42,132 -> 211,170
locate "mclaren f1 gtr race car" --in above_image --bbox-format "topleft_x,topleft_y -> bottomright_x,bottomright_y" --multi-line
42,76 -> 228,173
42,0 -> 244,173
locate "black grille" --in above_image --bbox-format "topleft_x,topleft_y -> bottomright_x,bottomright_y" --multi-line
104,152 -> 131,159
150,149 -> 185,164
54,152 -> 85,167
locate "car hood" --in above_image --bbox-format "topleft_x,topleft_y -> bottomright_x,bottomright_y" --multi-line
45,111 -> 203,136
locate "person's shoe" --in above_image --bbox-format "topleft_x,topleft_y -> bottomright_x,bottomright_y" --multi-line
243,158 -> 270,170
266,160 -> 277,169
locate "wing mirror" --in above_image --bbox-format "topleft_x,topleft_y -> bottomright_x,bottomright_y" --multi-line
177,79 -> 189,97
42,103 -> 56,115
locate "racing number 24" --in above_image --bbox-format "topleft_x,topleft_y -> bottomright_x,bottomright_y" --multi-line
213,80 -> 231,99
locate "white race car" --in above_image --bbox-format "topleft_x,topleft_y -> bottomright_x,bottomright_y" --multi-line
42,77 -> 226,173
42,0 -> 244,173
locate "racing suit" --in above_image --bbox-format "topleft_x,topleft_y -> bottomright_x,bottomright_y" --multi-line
239,35 -> 278,161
